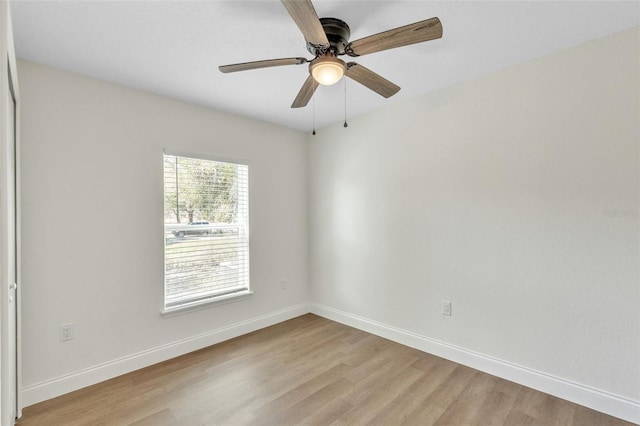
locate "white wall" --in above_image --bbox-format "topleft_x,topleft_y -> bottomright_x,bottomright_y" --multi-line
18,60 -> 308,402
309,26 -> 639,404
17,26 -> 640,421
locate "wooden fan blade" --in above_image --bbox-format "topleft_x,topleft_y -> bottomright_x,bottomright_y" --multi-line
281,0 -> 329,47
346,17 -> 442,57
291,75 -> 318,108
219,57 -> 307,73
345,63 -> 400,98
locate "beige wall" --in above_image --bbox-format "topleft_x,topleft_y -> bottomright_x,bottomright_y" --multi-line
309,27 -> 639,401
18,60 -> 309,403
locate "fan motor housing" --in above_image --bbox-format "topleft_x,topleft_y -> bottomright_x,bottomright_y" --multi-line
307,17 -> 351,55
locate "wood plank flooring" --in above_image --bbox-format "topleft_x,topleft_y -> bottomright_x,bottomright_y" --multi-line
17,314 -> 632,426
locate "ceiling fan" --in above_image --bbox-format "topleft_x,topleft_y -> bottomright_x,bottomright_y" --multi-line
219,0 -> 443,108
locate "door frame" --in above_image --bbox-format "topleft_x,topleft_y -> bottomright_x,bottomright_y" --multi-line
1,0 -> 21,423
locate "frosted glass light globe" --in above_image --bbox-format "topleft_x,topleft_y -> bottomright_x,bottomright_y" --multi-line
310,56 -> 346,86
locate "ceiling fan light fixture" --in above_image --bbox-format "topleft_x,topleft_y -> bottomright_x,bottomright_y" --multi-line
219,1 -> 443,109
310,56 -> 346,86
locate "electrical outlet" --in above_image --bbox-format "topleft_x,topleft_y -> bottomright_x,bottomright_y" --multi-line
60,323 -> 74,342
280,279 -> 287,290
441,301 -> 452,316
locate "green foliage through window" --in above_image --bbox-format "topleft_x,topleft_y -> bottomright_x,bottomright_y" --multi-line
164,155 -> 240,224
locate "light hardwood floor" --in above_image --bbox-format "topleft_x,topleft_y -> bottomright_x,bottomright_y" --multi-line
17,314 -> 632,426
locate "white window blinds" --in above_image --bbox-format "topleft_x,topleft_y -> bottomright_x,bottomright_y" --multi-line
163,154 -> 249,310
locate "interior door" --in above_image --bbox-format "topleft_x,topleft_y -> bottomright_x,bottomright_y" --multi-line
5,63 -> 17,424
0,2 -> 19,422
1,3 -> 21,422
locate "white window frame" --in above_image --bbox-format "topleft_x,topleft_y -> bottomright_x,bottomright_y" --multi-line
161,150 -> 251,316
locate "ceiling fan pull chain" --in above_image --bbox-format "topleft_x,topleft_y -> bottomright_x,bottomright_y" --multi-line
312,79 -> 317,135
344,78 -> 348,128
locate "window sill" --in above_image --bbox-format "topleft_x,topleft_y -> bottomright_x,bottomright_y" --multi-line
161,290 -> 253,318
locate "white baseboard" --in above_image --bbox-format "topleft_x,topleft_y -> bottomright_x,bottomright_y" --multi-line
22,302 -> 640,424
310,303 -> 640,425
22,303 -> 309,407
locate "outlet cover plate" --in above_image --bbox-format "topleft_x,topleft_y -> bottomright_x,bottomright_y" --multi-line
60,323 -> 74,341
441,300 -> 452,316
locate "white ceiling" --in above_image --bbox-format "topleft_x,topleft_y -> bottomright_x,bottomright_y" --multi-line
11,1 -> 640,132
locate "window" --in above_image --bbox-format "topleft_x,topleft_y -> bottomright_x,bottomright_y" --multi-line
163,153 -> 250,312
